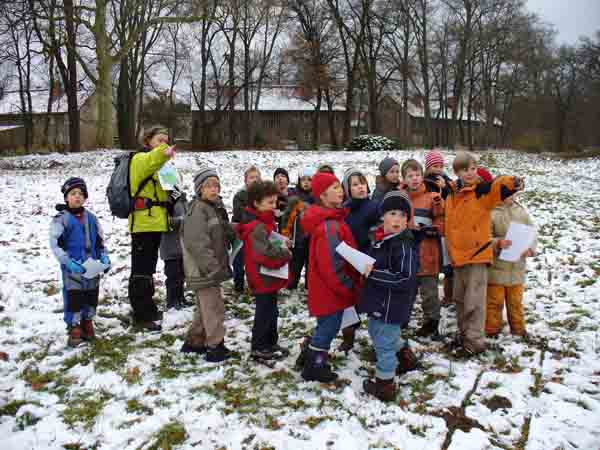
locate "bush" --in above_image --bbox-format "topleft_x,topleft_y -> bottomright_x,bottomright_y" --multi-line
348,134 -> 396,151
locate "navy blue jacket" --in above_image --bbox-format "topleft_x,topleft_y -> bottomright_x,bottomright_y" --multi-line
357,228 -> 420,326
424,173 -> 453,200
344,198 -> 380,253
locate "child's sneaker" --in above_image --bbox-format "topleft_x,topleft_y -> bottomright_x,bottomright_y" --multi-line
81,319 -> 95,341
68,326 -> 83,348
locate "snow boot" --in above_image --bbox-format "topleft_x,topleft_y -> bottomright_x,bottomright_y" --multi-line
301,348 -> 338,383
337,325 -> 356,353
363,377 -> 397,402
294,336 -> 311,371
180,342 -> 207,355
206,341 -> 231,363
396,345 -> 420,375
68,326 -> 83,348
81,319 -> 95,341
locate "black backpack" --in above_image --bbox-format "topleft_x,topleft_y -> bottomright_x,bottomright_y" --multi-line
106,152 -> 154,219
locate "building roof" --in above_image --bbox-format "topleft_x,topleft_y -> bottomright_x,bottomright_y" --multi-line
192,85 -> 346,112
0,88 -> 93,115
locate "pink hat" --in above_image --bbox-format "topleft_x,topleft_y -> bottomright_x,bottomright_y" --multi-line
425,150 -> 445,171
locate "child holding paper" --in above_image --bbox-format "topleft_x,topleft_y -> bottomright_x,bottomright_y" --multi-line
445,152 -> 524,357
238,180 -> 293,362
298,172 -> 362,382
486,194 -> 536,337
359,191 -> 418,401
50,177 -> 110,347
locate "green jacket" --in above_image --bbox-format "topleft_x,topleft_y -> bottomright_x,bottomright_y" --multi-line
128,144 -> 171,233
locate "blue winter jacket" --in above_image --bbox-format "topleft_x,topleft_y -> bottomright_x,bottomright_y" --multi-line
357,228 -> 420,326
344,197 -> 380,253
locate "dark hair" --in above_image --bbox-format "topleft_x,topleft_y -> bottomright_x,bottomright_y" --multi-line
142,125 -> 168,146
318,164 -> 334,174
401,159 -> 423,178
247,180 -> 279,207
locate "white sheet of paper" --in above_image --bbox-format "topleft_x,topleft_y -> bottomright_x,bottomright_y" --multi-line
228,239 -> 244,267
499,222 -> 536,262
335,241 -> 376,275
81,258 -> 109,279
269,231 -> 289,245
158,161 -> 178,191
259,264 -> 289,280
340,306 -> 360,329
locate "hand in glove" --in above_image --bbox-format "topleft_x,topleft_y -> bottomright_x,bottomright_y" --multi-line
67,259 -> 85,274
100,254 -> 111,273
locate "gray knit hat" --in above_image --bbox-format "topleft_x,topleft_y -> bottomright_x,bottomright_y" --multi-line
193,166 -> 219,192
379,157 -> 399,177
380,190 -> 412,219
342,167 -> 367,199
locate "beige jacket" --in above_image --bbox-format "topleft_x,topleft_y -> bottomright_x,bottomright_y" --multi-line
488,201 -> 537,286
181,197 -> 235,290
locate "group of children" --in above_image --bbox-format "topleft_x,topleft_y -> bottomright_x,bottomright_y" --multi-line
50,136 -> 536,402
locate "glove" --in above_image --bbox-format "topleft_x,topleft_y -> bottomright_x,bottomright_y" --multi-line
100,254 -> 111,273
67,259 -> 85,274
169,188 -> 182,202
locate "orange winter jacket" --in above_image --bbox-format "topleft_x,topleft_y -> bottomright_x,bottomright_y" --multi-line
444,176 -> 520,268
404,183 -> 444,276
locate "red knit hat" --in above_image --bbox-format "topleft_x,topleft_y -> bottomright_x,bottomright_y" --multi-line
312,172 -> 340,200
425,150 -> 444,171
477,167 -> 493,183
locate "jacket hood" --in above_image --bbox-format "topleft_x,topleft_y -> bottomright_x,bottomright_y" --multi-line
301,205 -> 348,235
238,207 -> 276,240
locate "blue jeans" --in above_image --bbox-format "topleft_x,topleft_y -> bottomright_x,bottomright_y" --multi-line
310,310 -> 344,351
233,247 -> 245,290
368,318 -> 403,380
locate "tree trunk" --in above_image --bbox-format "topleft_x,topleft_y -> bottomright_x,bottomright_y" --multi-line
94,1 -> 114,149
117,59 -> 134,149
64,0 -> 80,152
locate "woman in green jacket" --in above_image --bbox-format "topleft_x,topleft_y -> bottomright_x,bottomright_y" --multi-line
128,126 -> 175,331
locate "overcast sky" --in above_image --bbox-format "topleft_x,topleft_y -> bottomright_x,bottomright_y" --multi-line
526,0 -> 600,44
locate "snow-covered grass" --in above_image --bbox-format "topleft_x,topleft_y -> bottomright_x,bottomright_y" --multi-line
0,149 -> 599,450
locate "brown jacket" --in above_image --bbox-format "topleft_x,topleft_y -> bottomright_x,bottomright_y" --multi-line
488,201 -> 537,286
444,176 -> 520,267
181,197 -> 235,290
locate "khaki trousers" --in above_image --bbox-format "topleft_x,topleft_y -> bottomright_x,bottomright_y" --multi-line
185,286 -> 225,348
453,264 -> 488,352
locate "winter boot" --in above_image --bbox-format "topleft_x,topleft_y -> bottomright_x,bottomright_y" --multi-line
294,336 -> 311,371
363,377 -> 397,402
337,325 -> 356,353
166,282 -> 181,310
416,319 -> 440,338
68,326 -> 83,348
206,341 -> 231,363
81,319 -> 95,341
180,342 -> 207,355
301,348 -> 338,383
396,345 -> 420,375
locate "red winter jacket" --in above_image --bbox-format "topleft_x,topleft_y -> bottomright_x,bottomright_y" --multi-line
238,207 -> 292,294
301,205 -> 361,317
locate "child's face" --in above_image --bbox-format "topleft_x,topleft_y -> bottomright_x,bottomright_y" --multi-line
349,175 -> 368,199
66,188 -> 86,209
274,174 -> 288,192
255,194 -> 278,212
383,210 -> 408,234
320,181 -> 344,208
385,165 -> 400,184
458,162 -> 478,185
147,133 -> 169,149
428,163 -> 444,175
404,168 -> 423,191
300,176 -> 312,191
245,170 -> 261,188
200,177 -> 220,202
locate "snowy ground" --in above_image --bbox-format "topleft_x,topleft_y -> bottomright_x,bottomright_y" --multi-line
0,149 -> 599,450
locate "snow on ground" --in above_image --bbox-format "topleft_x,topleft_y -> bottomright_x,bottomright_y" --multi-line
0,149 -> 599,450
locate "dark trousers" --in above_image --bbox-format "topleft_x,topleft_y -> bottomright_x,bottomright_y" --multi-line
233,247 -> 245,290
64,288 -> 99,326
288,244 -> 309,289
251,293 -> 279,351
164,258 -> 185,307
129,232 -> 161,322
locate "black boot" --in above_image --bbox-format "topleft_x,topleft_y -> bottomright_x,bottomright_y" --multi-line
363,377 -> 397,402
166,281 -> 180,310
337,326 -> 356,353
294,336 -> 311,371
416,319 -> 440,337
301,348 -> 338,383
206,341 -> 231,363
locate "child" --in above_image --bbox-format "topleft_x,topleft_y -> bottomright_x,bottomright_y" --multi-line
299,172 -> 361,382
445,151 -> 523,357
282,167 -> 314,290
231,166 -> 262,293
238,180 -> 293,362
486,193 -> 536,337
358,191 -> 418,401
160,186 -> 189,310
273,167 -> 295,228
50,177 -> 110,347
337,167 -> 380,352
424,150 -> 453,199
180,167 -> 236,362
401,159 -> 444,338
372,157 -> 400,203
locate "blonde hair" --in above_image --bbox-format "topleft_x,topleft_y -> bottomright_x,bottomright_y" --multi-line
142,125 -> 168,146
244,165 -> 261,181
452,151 -> 477,173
